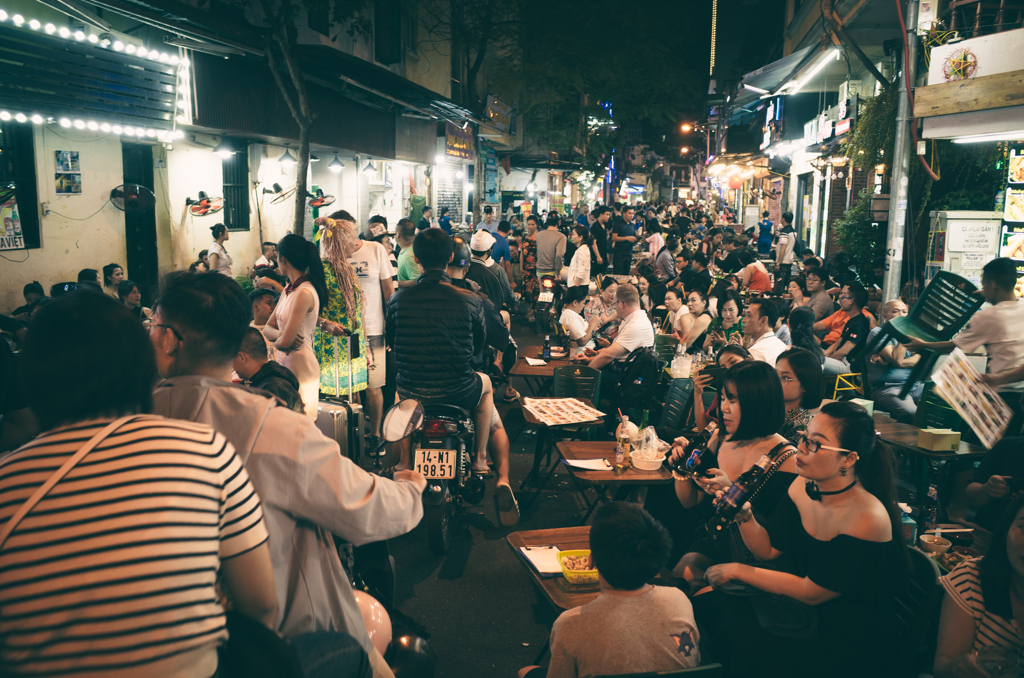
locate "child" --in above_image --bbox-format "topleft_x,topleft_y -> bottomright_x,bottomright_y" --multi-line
519,503 -> 701,678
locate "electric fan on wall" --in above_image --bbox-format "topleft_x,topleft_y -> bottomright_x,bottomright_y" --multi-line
308,189 -> 335,208
109,184 -> 156,213
263,183 -> 297,205
186,191 -> 225,216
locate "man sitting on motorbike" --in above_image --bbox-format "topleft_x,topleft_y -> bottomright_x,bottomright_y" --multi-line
448,236 -> 520,525
386,230 -> 519,526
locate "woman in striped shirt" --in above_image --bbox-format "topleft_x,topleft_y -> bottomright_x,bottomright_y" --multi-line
936,492 -> 1024,677
0,292 -> 276,677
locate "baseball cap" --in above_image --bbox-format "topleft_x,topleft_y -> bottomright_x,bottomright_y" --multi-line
369,223 -> 388,240
470,229 -> 495,251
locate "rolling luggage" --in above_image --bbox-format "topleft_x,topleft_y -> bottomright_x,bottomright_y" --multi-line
315,334 -> 365,462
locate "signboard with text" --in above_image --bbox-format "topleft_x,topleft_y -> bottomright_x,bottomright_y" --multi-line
485,96 -> 512,133
445,122 -> 474,161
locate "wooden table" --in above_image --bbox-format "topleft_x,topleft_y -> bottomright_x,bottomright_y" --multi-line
518,398 -> 604,501
509,356 -> 574,396
507,526 -> 598,611
872,412 -> 987,510
558,441 -> 674,523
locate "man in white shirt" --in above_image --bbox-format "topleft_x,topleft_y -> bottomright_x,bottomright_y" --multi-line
255,241 -> 278,269
476,205 -> 499,233
336,210 -> 396,442
908,258 -> 1024,434
743,298 -> 787,367
578,283 -> 654,370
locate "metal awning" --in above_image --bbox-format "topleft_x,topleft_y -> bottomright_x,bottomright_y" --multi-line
733,45 -> 818,108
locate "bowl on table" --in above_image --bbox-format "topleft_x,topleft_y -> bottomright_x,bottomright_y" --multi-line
632,450 -> 668,471
918,534 -> 952,553
558,549 -> 599,584
936,524 -> 975,548
549,347 -> 568,358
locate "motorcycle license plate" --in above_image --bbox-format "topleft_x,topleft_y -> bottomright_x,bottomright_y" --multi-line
415,449 -> 456,479
538,291 -> 554,303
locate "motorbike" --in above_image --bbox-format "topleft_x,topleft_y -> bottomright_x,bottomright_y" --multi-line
534,274 -> 565,335
387,399 -> 485,554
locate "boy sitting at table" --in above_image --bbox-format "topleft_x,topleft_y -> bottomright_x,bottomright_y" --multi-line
519,502 -> 701,678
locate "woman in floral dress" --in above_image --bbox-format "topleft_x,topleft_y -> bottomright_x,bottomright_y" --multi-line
313,216 -> 369,397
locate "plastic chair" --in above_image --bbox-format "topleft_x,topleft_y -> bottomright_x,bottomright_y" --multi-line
655,334 -> 680,363
553,364 -> 603,401
595,664 -> 724,678
660,378 -> 696,430
891,548 -> 942,676
831,372 -> 864,400
914,383 -> 966,433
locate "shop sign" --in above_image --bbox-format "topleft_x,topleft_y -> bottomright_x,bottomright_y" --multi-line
0,188 -> 25,251
816,114 -> 834,144
835,118 -> 851,136
445,122 -> 474,160
760,97 -> 784,150
485,96 -> 512,133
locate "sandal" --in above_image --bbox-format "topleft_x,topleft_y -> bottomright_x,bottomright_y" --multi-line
499,388 -> 520,403
496,484 -> 520,527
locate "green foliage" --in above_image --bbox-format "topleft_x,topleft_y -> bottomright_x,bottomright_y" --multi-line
833,188 -> 886,268
843,87 -> 899,173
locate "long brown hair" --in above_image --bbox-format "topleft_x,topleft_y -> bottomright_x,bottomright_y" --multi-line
315,214 -> 359,328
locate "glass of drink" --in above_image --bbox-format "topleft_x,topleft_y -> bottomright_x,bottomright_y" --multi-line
977,647 -> 1019,678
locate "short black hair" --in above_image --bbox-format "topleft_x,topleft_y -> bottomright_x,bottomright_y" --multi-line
716,344 -> 750,364
155,272 -> 253,368
984,257 -> 1020,291
422,205 -> 433,214
413,228 -> 453,270
117,279 -> 138,301
665,236 -> 680,250
782,211 -> 793,224
691,252 -> 709,268
396,218 -> 416,241
497,220 -> 511,234
262,241 -> 276,252
622,205 -> 636,214
748,297 -> 780,327
844,281 -> 868,309
77,268 -> 98,283
23,281 -> 44,297
239,326 -> 269,360
526,214 -> 541,226
592,206 -> 610,218
738,249 -> 757,266
589,502 -> 672,590
21,292 -> 156,431
803,266 -> 825,282
777,347 -> 823,410
249,288 -> 279,304
720,360 -> 785,441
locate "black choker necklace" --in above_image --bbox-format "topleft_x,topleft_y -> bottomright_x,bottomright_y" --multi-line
805,479 -> 857,501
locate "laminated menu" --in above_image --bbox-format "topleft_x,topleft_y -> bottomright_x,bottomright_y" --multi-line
930,348 -> 1013,449
522,398 -> 605,427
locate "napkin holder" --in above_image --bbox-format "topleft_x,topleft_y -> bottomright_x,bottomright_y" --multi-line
850,398 -> 874,416
918,428 -> 960,452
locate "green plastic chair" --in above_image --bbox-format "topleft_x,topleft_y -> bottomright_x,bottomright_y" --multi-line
660,378 -> 696,430
595,664 -> 724,678
914,382 -> 966,433
654,334 -> 680,363
552,364 -> 603,401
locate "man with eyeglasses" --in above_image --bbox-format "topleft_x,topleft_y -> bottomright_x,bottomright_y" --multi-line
822,283 -> 871,376
576,283 -> 654,371
803,267 -> 835,323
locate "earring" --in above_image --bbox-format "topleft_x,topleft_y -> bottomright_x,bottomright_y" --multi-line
839,467 -> 848,476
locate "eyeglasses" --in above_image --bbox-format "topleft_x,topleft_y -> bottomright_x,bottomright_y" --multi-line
795,434 -> 851,454
779,376 -> 799,384
151,323 -> 184,342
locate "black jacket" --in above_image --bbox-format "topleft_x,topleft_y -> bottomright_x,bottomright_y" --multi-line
247,360 -> 304,413
385,269 -> 486,402
451,277 -> 509,370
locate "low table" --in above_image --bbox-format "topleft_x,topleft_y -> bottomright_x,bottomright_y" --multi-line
510,356 -> 574,397
518,398 -> 604,503
507,526 -> 597,611
558,441 -> 674,523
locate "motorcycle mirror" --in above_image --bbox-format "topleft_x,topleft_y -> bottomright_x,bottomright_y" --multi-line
382,399 -> 424,442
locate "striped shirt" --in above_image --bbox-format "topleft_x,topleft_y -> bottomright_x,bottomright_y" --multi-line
0,416 -> 268,677
941,558 -> 1024,673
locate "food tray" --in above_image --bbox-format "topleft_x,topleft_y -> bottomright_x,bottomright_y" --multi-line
558,549 -> 599,584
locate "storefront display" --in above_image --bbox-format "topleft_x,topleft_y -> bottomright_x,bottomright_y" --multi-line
1001,147 -> 1024,296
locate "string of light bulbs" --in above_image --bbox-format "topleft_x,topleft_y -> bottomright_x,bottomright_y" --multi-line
0,7 -> 191,142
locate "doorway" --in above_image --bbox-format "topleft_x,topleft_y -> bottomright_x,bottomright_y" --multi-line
121,143 -> 158,305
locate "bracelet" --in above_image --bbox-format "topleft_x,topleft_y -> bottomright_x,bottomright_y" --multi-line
736,513 -> 753,525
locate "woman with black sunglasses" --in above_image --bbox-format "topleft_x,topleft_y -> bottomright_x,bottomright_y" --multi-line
704,401 -> 908,677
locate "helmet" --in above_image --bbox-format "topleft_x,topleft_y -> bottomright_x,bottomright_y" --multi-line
452,237 -> 472,268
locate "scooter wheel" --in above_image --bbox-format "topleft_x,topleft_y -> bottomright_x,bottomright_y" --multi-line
425,491 -> 452,555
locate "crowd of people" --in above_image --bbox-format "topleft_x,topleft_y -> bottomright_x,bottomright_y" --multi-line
0,196 -> 1022,678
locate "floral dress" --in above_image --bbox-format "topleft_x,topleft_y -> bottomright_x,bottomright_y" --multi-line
521,233 -> 538,301
779,407 -> 811,445
584,296 -> 618,336
314,261 -> 369,397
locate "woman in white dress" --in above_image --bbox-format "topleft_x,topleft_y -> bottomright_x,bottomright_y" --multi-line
207,224 -> 233,276
558,286 -> 599,355
262,233 -> 325,418
565,225 -> 592,288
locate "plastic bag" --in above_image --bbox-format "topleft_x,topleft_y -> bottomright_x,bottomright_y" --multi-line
634,426 -> 666,461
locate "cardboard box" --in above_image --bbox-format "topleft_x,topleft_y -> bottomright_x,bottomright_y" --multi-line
850,398 -> 874,416
918,428 -> 961,452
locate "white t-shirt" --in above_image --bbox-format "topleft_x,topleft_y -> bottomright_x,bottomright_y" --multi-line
614,308 -> 655,361
747,331 -> 788,368
348,241 -> 395,337
560,308 -> 589,341
667,307 -> 690,334
954,299 -> 1024,391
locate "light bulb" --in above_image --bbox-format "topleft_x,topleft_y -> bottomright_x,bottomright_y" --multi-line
73,119 -> 85,129
59,117 -> 71,127
58,26 -> 70,37
112,125 -> 123,134
28,18 -> 39,29
86,121 -> 98,130
30,114 -> 42,124
88,33 -> 98,43
0,10 -> 8,20
74,30 -> 85,41
12,14 -> 24,25
100,123 -> 111,132
113,40 -> 124,50
14,112 -> 25,122
126,44 -> 136,54
0,112 -> 10,121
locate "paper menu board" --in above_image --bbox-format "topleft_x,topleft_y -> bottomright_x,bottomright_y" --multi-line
1008,149 -> 1024,184
1005,188 -> 1024,222
1001,224 -> 1024,260
930,348 -> 1013,449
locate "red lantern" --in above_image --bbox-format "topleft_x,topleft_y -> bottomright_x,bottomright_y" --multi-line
728,175 -> 744,190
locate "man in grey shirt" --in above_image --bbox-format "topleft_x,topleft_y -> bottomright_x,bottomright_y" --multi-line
476,205 -> 499,233
536,215 -> 567,276
804,267 -> 835,321
654,235 -> 679,282
149,272 -> 425,678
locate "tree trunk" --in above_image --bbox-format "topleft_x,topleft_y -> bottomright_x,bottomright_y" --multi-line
294,123 -> 311,235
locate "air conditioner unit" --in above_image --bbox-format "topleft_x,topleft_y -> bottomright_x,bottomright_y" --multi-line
873,62 -> 894,95
838,80 -> 863,101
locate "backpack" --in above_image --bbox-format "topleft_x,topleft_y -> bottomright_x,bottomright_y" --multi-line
791,230 -> 806,258
615,346 -> 660,404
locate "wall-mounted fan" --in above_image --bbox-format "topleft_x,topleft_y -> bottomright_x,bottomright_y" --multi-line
186,191 -> 225,216
308,189 -> 335,208
263,182 -> 297,205
110,184 -> 156,213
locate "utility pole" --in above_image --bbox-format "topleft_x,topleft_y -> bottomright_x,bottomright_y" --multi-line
883,0 -> 918,303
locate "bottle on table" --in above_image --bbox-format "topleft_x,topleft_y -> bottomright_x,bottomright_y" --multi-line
706,443 -> 791,535
616,416 -> 631,467
670,422 -> 718,478
920,484 -> 939,535
543,334 -> 551,361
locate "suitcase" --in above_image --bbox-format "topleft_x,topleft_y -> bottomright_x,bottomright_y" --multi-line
315,334 -> 365,462
316,400 -> 365,462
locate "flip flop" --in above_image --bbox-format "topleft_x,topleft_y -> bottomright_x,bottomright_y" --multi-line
496,483 -> 520,527
472,468 -> 495,479
499,389 -> 520,403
